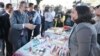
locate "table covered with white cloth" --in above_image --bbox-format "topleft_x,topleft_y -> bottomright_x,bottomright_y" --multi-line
13,27 -> 71,56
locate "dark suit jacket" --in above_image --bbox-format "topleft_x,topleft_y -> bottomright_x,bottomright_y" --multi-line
0,13 -> 10,39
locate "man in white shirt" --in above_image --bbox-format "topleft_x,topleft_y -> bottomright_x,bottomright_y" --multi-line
44,7 -> 55,30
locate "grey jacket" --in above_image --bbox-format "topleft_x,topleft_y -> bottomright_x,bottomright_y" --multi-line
69,23 -> 100,56
8,10 -> 29,43
94,16 -> 100,34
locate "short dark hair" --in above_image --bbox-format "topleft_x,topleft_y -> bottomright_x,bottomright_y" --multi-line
44,6 -> 50,12
0,2 -> 4,8
75,6 -> 95,24
29,3 -> 34,7
34,5 -> 38,10
19,1 -> 27,7
6,3 -> 12,9
95,5 -> 100,9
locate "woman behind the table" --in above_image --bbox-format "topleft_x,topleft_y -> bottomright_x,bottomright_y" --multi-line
68,5 -> 100,56
94,5 -> 100,45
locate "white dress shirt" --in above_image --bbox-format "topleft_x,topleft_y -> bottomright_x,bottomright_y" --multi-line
44,12 -> 54,22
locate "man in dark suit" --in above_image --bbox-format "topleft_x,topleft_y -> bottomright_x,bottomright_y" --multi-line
27,3 -> 35,41
2,3 -> 13,56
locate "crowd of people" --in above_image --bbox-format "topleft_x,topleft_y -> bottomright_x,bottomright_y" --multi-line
0,1 -> 100,56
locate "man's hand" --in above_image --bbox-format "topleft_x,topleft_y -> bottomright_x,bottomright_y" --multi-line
24,23 -> 36,30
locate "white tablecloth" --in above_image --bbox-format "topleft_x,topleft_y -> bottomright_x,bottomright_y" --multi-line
13,28 -> 71,56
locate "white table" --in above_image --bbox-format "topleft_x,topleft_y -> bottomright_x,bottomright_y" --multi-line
13,28 -> 71,56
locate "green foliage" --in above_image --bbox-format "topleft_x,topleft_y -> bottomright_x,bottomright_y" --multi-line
36,0 -> 42,5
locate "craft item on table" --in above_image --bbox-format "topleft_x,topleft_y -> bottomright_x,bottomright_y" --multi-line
50,46 -> 60,56
13,51 -> 23,56
32,39 -> 40,47
29,47 -> 32,52
63,26 -> 71,31
54,28 -> 63,35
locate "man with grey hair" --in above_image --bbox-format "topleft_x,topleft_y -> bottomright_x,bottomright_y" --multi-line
9,1 -> 36,53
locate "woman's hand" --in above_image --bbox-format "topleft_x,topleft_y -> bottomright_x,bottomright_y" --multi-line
50,46 -> 60,56
66,49 -> 70,56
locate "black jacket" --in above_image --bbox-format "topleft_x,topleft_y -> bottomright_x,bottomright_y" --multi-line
0,13 -> 10,39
